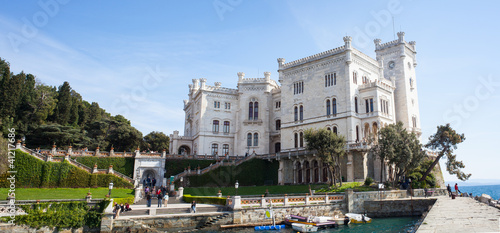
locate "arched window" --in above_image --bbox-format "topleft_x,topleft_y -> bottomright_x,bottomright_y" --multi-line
299,132 -> 304,147
254,102 -> 259,120
333,126 -> 338,135
212,120 -> 219,132
355,97 -> 358,113
327,127 -> 331,131
253,133 -> 259,146
276,120 -> 281,130
222,144 -> 229,156
211,144 -> 218,155
326,99 -> 331,116
247,133 -> 252,147
294,106 -> 298,121
223,121 -> 230,133
248,102 -> 253,120
332,98 -> 337,115
299,105 -> 303,121
294,133 -> 298,148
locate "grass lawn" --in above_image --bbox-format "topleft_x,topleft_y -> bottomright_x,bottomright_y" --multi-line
184,182 -> 376,196
0,188 -> 134,200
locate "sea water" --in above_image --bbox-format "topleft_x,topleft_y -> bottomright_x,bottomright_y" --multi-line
457,184 -> 500,200
200,217 -> 420,233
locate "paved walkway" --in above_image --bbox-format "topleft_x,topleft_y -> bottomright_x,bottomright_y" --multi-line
417,196 -> 500,233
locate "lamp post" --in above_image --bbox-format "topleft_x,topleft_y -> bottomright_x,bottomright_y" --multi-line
107,181 -> 113,198
235,180 -> 239,196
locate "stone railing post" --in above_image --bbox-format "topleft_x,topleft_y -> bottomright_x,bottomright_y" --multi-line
217,190 -> 222,198
108,165 -> 114,174
92,164 -> 98,173
67,146 -> 73,156
284,194 -> 289,206
346,189 -> 354,213
95,147 -> 100,156
232,196 -> 242,209
176,187 -> 184,200
134,185 -> 143,203
162,149 -> 166,158
260,195 -> 266,207
305,194 -> 310,205
64,152 -> 70,161
135,148 -> 140,157
16,140 -> 22,149
110,148 -> 114,156
325,194 -> 329,204
86,192 -> 92,203
100,199 -> 114,233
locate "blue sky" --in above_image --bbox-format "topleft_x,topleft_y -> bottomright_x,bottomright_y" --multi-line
1,0 -> 499,183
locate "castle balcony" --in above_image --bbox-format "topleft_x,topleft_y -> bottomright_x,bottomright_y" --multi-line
243,119 -> 263,125
358,79 -> 395,93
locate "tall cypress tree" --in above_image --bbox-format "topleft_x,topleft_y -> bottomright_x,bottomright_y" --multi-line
54,81 -> 72,125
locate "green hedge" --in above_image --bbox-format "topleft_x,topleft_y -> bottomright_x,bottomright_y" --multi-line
183,194 -> 226,205
165,159 -> 215,177
0,150 -> 133,188
114,196 -> 135,205
184,158 -> 278,187
13,200 -> 109,229
73,157 -> 135,177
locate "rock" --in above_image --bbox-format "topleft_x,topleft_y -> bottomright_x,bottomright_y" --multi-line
479,194 -> 492,204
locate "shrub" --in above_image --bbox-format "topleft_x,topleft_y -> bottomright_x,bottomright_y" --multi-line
183,194 -> 226,205
364,177 -> 374,186
114,196 -> 135,205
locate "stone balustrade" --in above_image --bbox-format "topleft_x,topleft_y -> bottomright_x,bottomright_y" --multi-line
230,194 -> 344,209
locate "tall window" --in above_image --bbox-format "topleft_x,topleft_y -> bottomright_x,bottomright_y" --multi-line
412,116 -> 417,128
276,120 -> 281,130
248,100 -> 258,120
212,120 -> 219,132
334,73 -> 336,85
326,99 -> 331,116
299,105 -> 303,121
333,126 -> 338,135
254,102 -> 259,120
294,106 -> 298,121
299,132 -> 304,147
225,102 -> 231,109
356,126 -> 359,142
353,72 -> 357,84
253,133 -> 259,146
247,133 -> 252,147
222,144 -> 229,156
223,121 -> 230,133
214,101 -> 220,108
332,98 -> 337,115
294,133 -> 298,148
370,98 -> 374,112
325,73 -> 336,87
294,81 -> 304,94
355,97 -> 358,113
362,76 -> 368,84
211,144 -> 218,155
365,99 -> 369,113
248,102 -> 253,120
275,101 -> 281,109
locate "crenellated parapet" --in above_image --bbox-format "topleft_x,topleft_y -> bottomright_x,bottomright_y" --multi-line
279,45 -> 346,70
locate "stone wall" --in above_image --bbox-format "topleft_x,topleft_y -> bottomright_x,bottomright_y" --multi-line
364,199 -> 436,217
233,203 -> 346,224
112,212 -> 233,232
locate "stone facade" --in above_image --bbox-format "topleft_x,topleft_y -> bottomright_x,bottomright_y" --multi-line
170,32 -> 422,184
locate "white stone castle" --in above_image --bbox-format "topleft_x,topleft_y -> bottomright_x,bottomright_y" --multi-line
170,32 -> 421,185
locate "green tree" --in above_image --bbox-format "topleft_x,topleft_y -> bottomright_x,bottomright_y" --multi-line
54,81 -> 73,125
29,82 -> 57,124
304,128 -> 346,187
421,124 -> 470,181
372,122 -> 425,185
143,131 -> 170,152
0,135 -> 9,174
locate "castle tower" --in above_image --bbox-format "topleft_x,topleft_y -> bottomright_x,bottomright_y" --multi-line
374,32 -> 421,136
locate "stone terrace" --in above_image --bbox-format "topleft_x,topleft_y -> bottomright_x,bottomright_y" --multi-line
417,196 -> 500,233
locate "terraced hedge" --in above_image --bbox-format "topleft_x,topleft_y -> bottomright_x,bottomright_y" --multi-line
184,158 -> 278,187
72,157 -> 135,177
165,159 -> 215,177
0,150 -> 132,188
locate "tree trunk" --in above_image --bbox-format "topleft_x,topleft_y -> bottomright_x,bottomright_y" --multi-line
329,165 -> 336,187
380,159 -> 384,183
337,154 -> 343,186
419,154 -> 443,182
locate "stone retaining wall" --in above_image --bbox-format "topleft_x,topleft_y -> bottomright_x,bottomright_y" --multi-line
364,199 -> 436,217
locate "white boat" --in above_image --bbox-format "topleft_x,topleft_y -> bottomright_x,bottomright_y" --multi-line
313,215 -> 350,225
345,213 -> 372,223
291,222 -> 318,232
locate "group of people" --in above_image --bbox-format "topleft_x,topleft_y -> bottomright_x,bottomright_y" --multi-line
113,203 -> 132,218
143,176 -> 157,188
144,182 -> 169,208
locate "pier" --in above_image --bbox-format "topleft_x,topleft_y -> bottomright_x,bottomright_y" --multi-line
417,196 -> 500,233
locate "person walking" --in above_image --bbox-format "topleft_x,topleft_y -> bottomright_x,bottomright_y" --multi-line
455,183 -> 461,194
191,201 -> 196,213
447,184 -> 452,197
164,192 -> 169,207
146,192 -> 152,207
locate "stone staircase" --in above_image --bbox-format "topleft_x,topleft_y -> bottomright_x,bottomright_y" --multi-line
195,212 -> 230,230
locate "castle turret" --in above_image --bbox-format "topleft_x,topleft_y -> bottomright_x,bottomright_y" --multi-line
264,71 -> 271,82
237,72 -> 245,82
200,78 -> 207,90
344,36 -> 352,64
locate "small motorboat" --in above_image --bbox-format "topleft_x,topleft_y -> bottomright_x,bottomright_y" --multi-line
292,222 -> 318,232
313,215 -> 350,225
345,213 -> 372,223
285,215 -> 338,229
